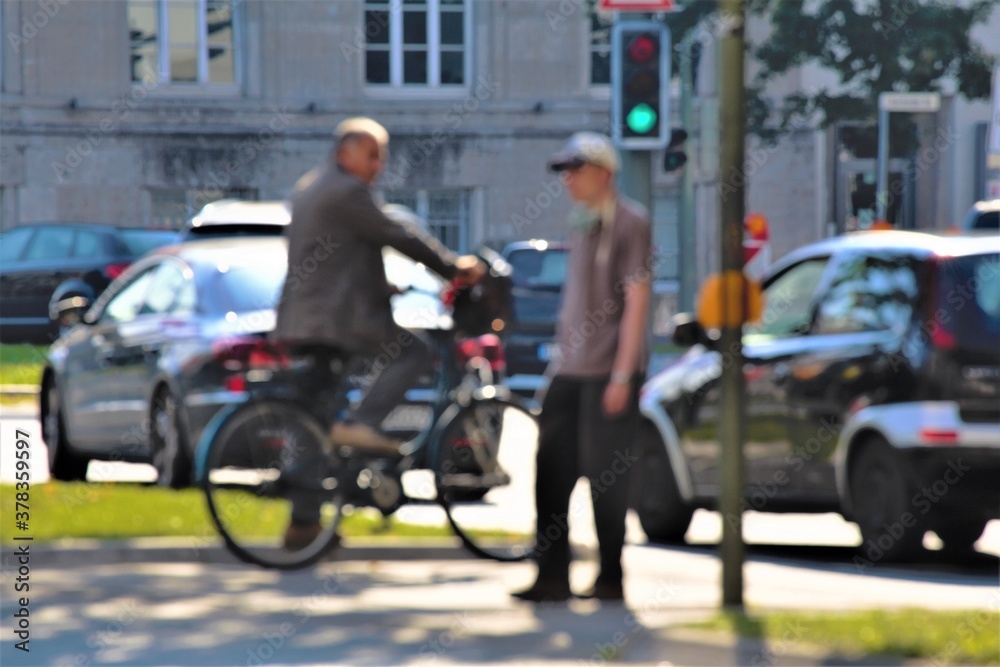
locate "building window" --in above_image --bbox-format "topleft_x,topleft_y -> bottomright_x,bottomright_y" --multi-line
384,189 -> 470,251
364,0 -> 467,88
149,187 -> 257,228
590,11 -> 612,87
129,0 -> 238,86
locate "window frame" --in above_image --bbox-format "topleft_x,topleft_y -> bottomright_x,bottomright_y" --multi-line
362,0 -> 471,95
129,0 -> 242,92
97,263 -> 161,325
382,188 -> 471,252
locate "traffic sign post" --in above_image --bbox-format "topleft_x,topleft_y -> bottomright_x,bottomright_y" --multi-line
875,92 -> 941,223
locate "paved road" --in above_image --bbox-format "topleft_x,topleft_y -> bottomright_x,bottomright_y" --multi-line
2,542 -> 997,667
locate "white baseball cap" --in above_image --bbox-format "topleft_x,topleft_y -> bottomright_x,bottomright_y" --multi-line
547,132 -> 620,173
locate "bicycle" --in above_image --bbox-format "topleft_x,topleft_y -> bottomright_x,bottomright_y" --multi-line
194,281 -> 540,570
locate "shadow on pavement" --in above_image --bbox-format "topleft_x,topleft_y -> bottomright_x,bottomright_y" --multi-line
643,539 -> 1000,585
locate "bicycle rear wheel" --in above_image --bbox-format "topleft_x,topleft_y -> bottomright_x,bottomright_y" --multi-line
432,398 -> 538,562
199,398 -> 345,569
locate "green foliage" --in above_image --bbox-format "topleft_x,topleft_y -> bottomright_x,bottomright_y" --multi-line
752,0 -> 997,138
693,608 -> 1000,664
0,344 -> 47,386
661,0 -> 998,146
0,482 -> 462,544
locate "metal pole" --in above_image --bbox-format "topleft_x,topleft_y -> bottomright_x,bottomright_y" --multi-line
717,0 -> 746,610
678,35 -> 696,312
619,150 -> 653,213
876,105 -> 889,223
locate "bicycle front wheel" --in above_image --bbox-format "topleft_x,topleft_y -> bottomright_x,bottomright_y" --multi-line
199,398 -> 345,569
432,397 -> 538,562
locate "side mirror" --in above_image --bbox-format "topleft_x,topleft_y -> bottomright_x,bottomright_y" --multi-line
670,313 -> 706,348
51,296 -> 93,329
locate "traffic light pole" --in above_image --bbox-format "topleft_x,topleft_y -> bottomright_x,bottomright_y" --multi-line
678,34 -> 696,313
718,0 -> 747,610
619,151 -> 653,214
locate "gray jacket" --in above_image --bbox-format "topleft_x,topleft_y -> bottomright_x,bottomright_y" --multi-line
274,163 -> 458,351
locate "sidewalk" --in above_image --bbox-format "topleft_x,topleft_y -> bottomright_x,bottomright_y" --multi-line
3,538 -> 989,666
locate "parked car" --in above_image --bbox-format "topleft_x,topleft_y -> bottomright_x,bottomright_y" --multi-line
0,223 -> 180,343
501,239 -> 568,395
961,199 -> 1000,231
181,199 -> 291,240
41,228 -> 492,487
632,231 -> 1000,560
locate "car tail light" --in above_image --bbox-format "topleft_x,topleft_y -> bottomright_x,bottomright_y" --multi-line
104,262 -> 131,280
212,336 -> 290,372
919,428 -> 958,445
929,324 -> 957,350
224,375 -> 246,392
455,334 -> 506,374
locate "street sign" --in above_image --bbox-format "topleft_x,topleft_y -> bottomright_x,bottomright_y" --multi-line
878,92 -> 941,113
599,0 -> 676,11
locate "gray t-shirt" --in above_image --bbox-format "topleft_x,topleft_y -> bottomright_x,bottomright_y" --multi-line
552,197 -> 653,378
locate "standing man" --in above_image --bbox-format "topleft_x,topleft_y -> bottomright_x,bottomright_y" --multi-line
274,118 -> 483,511
513,132 -> 652,603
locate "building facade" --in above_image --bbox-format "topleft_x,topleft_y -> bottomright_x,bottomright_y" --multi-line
2,0 -> 996,309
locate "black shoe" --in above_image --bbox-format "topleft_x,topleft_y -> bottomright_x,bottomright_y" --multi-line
511,580 -> 572,603
575,580 -> 625,601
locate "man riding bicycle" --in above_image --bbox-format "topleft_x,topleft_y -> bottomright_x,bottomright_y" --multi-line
273,117 -> 484,547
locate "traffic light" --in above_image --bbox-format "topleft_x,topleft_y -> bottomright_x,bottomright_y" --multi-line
611,21 -> 670,149
663,127 -> 688,172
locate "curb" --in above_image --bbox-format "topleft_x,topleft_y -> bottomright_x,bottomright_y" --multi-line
2,537 -> 597,568
1,537 -> 476,568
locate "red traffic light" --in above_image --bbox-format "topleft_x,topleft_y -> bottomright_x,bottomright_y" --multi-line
627,34 -> 657,63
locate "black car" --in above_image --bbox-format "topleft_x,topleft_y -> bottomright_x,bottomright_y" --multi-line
41,235 -> 461,488
632,231 -> 1000,560
501,240 -> 568,394
0,223 -> 180,343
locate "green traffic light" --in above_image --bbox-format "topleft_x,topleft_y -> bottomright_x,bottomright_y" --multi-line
626,103 -> 657,134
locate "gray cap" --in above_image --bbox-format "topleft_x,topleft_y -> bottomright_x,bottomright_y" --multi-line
547,132 -> 620,173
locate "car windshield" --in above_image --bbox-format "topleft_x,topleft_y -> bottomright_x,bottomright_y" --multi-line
938,252 -> 1000,352
119,229 -> 181,256
970,211 -> 999,230
506,248 -> 567,290
208,262 -> 288,314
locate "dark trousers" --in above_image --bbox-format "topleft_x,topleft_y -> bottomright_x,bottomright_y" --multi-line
287,331 -> 432,525
349,328 -> 433,429
533,374 -> 643,585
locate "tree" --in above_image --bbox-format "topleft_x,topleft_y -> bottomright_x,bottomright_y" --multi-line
661,0 -> 998,147
750,0 -> 997,147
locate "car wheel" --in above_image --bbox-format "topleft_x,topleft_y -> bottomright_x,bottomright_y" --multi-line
42,376 -> 89,482
933,516 -> 986,553
631,418 -> 693,543
849,436 -> 924,562
150,388 -> 192,489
